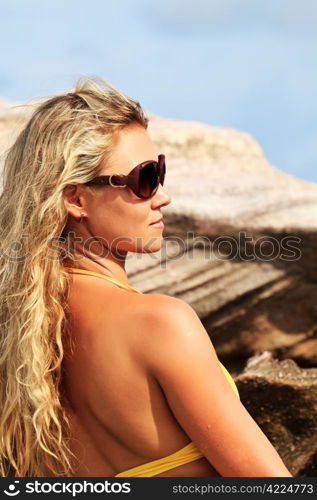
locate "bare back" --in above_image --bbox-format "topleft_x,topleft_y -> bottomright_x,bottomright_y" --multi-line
61,273 -> 220,477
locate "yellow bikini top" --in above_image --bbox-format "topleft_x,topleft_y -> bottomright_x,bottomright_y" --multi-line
64,266 -> 240,477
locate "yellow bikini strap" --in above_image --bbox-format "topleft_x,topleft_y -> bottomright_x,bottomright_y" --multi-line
63,267 -> 142,294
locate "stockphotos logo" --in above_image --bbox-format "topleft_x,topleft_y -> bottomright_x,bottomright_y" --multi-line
2,480 -> 131,496
3,480 -> 20,496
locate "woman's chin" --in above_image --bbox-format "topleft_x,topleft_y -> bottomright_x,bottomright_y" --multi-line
132,237 -> 163,254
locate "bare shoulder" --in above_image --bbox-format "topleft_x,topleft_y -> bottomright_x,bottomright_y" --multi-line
133,293 -> 292,477
132,292 -> 218,372
137,292 -> 195,325
135,292 -> 199,325
131,292 -> 201,337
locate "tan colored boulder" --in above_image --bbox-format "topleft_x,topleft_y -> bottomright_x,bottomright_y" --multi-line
235,351 -> 317,477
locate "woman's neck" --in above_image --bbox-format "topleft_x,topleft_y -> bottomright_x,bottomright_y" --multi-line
62,246 -> 129,287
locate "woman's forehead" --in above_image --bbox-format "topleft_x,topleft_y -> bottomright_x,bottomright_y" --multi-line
101,125 -> 158,175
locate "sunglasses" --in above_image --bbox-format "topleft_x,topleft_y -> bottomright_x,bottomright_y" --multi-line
85,154 -> 166,200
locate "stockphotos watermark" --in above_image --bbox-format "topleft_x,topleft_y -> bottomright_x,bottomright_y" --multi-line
1,477 -> 316,499
2,479 -> 131,496
0,231 -> 302,266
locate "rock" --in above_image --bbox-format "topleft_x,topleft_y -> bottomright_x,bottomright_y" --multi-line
235,352 -> 317,477
147,116 -> 317,232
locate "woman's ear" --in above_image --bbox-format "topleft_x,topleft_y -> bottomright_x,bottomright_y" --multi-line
63,185 -> 86,219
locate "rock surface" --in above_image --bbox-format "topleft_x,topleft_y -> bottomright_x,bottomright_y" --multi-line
235,352 -> 317,477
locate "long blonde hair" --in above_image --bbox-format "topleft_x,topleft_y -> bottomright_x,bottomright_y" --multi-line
0,77 -> 148,476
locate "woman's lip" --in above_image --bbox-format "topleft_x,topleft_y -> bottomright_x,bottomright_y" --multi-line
149,220 -> 164,227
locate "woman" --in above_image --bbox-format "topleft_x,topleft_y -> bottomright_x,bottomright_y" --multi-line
0,78 -> 292,477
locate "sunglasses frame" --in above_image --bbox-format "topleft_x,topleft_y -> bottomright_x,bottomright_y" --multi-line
84,154 -> 166,199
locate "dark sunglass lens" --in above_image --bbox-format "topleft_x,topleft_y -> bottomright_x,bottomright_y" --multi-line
139,163 -> 159,198
159,159 -> 165,185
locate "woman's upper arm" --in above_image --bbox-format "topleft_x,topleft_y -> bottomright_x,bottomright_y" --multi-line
141,294 -> 292,477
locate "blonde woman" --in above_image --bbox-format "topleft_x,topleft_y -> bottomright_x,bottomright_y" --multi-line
0,78 -> 292,477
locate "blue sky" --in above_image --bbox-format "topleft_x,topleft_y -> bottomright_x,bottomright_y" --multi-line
0,0 -> 316,182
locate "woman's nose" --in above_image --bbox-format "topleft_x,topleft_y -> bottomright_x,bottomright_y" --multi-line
152,183 -> 172,207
